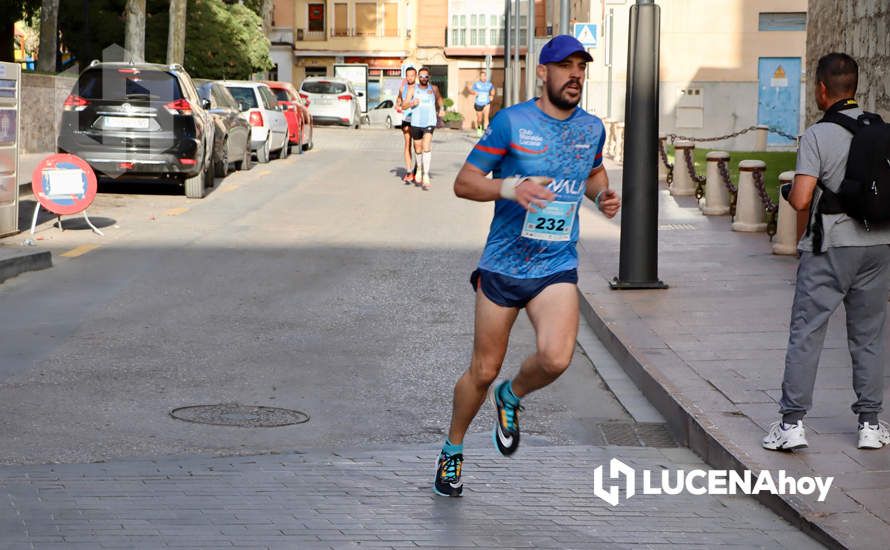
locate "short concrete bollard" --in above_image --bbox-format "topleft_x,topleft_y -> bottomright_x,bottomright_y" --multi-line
670,140 -> 696,196
754,125 -> 769,151
773,171 -> 798,255
701,151 -> 731,215
732,160 -> 768,232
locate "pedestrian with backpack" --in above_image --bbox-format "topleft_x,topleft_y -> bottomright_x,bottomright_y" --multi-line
763,53 -> 890,452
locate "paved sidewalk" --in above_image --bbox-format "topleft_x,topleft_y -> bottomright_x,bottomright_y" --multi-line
576,161 -> 890,550
0,444 -> 816,549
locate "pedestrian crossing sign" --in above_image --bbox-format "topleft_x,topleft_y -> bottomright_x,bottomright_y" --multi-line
574,23 -> 598,48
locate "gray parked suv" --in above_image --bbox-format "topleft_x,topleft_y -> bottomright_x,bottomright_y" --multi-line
57,61 -> 214,198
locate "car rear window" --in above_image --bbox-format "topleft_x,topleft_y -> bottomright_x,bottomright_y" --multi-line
226,86 -> 258,109
271,88 -> 290,102
302,81 -> 347,94
76,68 -> 183,101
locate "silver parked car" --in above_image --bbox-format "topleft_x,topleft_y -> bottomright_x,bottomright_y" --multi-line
219,80 -> 289,163
299,77 -> 363,129
366,99 -> 403,129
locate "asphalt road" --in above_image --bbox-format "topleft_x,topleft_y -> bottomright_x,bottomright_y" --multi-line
0,127 -> 632,465
0,127 -> 821,549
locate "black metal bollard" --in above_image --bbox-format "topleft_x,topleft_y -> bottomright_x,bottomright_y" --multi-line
610,0 -> 668,290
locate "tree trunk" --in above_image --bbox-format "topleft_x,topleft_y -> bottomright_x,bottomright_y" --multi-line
167,0 -> 187,65
261,0 -> 273,35
37,0 -> 59,72
0,18 -> 14,63
124,0 -> 146,63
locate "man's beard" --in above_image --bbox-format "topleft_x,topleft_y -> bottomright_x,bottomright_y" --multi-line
546,79 -> 582,110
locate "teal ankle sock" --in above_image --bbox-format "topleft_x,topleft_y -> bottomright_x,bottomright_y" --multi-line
442,439 -> 463,456
499,380 -> 520,407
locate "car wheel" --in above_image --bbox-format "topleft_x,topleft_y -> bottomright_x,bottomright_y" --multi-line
185,161 -> 208,199
257,137 -> 271,163
215,138 -> 230,178
237,140 -> 252,171
385,116 -> 392,129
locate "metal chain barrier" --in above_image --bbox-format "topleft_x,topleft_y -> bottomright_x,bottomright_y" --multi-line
658,137 -> 673,186
717,159 -> 737,219
752,169 -> 779,238
666,125 -> 799,144
682,148 -> 707,199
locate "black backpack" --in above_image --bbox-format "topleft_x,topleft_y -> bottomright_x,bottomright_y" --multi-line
809,102 -> 890,252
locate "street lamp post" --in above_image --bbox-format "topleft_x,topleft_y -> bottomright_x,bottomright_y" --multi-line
504,0 -> 512,106
610,0 -> 667,290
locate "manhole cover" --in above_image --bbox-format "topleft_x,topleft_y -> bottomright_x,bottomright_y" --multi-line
598,422 -> 677,447
170,404 -> 309,428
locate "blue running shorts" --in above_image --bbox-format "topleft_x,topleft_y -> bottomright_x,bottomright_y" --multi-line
470,268 -> 578,308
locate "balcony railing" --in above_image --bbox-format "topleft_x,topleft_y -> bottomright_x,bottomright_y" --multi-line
296,28 -> 402,39
269,27 -> 295,45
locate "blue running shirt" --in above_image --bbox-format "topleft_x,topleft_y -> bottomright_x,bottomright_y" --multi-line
472,81 -> 494,106
466,99 -> 606,279
411,85 -> 437,128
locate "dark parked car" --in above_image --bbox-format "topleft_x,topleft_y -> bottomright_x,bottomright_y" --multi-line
196,80 -> 252,176
57,61 -> 214,198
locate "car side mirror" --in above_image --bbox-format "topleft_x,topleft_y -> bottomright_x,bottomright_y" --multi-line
201,98 -> 211,110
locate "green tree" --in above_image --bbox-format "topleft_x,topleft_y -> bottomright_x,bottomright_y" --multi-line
0,0 -> 40,62
57,0 -> 271,79
146,0 -> 271,79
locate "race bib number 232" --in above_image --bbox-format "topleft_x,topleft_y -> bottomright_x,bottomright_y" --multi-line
522,201 -> 577,241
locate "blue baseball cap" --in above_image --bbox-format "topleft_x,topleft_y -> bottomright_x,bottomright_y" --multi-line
539,35 -> 593,65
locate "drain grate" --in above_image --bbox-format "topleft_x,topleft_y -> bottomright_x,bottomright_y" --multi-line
170,404 -> 309,428
598,422 -> 677,447
658,223 -> 698,231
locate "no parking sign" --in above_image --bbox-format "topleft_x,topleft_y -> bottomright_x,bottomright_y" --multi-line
29,153 -> 102,235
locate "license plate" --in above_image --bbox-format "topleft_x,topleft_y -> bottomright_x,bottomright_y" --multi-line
104,117 -> 149,129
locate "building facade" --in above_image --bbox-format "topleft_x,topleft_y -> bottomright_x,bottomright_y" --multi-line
272,1 -> 805,141
270,0 -> 417,108
583,0 -> 807,149
806,0 -> 890,124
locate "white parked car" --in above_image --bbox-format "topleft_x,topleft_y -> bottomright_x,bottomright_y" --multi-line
366,99 -> 403,129
299,77 -> 363,129
219,80 -> 289,163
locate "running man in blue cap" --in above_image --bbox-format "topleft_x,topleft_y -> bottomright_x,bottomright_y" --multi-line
434,35 -> 621,497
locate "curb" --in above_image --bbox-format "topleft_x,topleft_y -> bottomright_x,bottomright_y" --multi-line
0,249 -> 52,283
577,289 -> 844,550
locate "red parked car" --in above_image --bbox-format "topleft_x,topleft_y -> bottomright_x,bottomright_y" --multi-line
264,81 -> 314,152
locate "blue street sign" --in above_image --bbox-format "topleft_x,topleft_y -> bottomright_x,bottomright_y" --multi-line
574,23 -> 598,48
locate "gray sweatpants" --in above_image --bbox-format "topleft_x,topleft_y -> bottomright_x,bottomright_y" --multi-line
780,245 -> 890,419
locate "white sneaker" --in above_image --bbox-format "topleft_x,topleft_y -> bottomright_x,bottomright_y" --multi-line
422,174 -> 431,189
762,420 -> 808,451
857,421 -> 890,449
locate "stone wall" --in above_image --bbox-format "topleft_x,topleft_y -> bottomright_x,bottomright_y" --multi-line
19,73 -> 77,154
807,0 -> 890,124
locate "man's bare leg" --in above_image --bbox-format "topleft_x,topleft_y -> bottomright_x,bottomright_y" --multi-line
510,283 -> 579,397
447,290 -> 519,444
420,133 -> 434,188
402,126 -> 413,180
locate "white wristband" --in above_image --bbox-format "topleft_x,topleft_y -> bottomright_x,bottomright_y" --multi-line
594,189 -> 605,208
500,176 -> 525,201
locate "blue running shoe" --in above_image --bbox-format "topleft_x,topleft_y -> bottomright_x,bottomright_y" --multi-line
492,380 -> 522,456
433,451 -> 463,497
